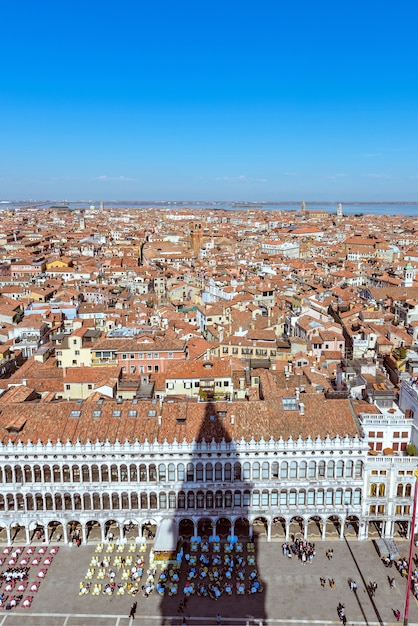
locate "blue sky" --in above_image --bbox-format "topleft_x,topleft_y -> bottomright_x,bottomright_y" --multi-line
1,0 -> 418,202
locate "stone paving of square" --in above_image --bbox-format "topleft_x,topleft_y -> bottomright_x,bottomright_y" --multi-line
0,537 -> 417,626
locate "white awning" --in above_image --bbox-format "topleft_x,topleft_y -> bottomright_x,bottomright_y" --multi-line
154,518 -> 178,552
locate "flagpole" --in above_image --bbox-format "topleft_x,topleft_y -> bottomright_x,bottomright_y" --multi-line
403,468 -> 418,626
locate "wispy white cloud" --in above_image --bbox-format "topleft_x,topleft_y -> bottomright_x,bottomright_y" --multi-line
320,173 -> 347,182
215,175 -> 267,183
95,175 -> 139,182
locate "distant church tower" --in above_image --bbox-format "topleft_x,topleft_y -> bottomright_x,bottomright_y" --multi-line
301,201 -> 306,216
79,211 -> 85,230
403,262 -> 414,288
337,202 -> 343,223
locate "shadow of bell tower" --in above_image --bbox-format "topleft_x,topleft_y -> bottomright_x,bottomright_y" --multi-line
158,394 -> 267,625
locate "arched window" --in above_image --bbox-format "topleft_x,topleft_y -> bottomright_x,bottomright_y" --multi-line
149,464 -> 157,482
72,465 -> 80,482
252,491 -> 260,507
34,465 -> 42,482
4,465 -> 12,483
197,491 -> 204,508
177,463 -> 185,482
206,491 -> 214,508
336,461 -> 344,478
16,493 -> 24,511
327,461 -> 335,479
196,463 -> 204,481
206,463 -> 213,481
83,493 -> 91,510
186,463 -> 194,482
24,465 -> 32,482
169,492 -> 176,508
299,461 -> 307,479
378,483 -> 385,497
82,465 -> 90,482
159,493 -> 167,509
0,494 -> 4,510
158,464 -> 166,482
280,462 -> 288,479
355,460 -> 363,478
215,463 -> 222,481
215,491 -> 223,508
130,464 -> 138,481
121,492 -> 129,509
64,493 -> 72,510
353,489 -> 361,505
34,493 -> 43,510
74,493 -> 82,510
271,461 -> 279,478
307,489 -> 315,505
224,463 -> 232,481
288,489 -> 297,505
149,492 -> 158,509
298,490 -> 306,505
178,492 -> 186,509
111,492 -> 119,509
317,489 -> 324,505
53,494 -> 61,510
102,493 -> 110,509
7,494 -> 15,510
62,465 -> 70,482
101,465 -> 109,482
318,461 -> 326,478
370,483 -> 377,497
405,484 -> 412,498
140,493 -> 148,509
280,490 -> 287,505
225,490 -> 233,507
93,493 -> 101,510
234,462 -> 241,481
91,465 -> 99,482
243,462 -> 251,480
234,491 -> 242,507
308,461 -> 316,478
335,489 -> 343,505
261,462 -> 269,479
187,492 -> 195,509
168,463 -> 175,481
290,461 -> 297,479
252,462 -> 260,480
131,493 -> 138,509
15,465 -> 23,483
139,464 -> 147,482
261,490 -> 269,506
344,489 -> 352,505
345,460 -> 354,478
120,464 -> 128,482
271,490 -> 278,506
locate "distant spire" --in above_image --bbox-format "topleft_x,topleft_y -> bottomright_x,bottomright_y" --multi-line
301,201 -> 306,213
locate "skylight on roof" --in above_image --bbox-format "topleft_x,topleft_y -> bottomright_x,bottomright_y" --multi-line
69,410 -> 81,418
282,397 -> 298,411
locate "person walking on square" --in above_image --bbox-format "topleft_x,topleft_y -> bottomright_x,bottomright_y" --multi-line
395,609 -> 401,621
216,614 -> 221,625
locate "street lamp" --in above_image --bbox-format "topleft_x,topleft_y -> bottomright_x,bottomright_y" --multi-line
403,468 -> 418,626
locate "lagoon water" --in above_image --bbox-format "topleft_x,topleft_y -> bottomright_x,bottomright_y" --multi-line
2,201 -> 418,217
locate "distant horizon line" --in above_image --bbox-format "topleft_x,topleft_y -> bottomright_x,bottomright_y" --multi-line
2,199 -> 418,206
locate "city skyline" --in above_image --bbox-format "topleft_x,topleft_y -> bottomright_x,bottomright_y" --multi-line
1,1 -> 418,201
